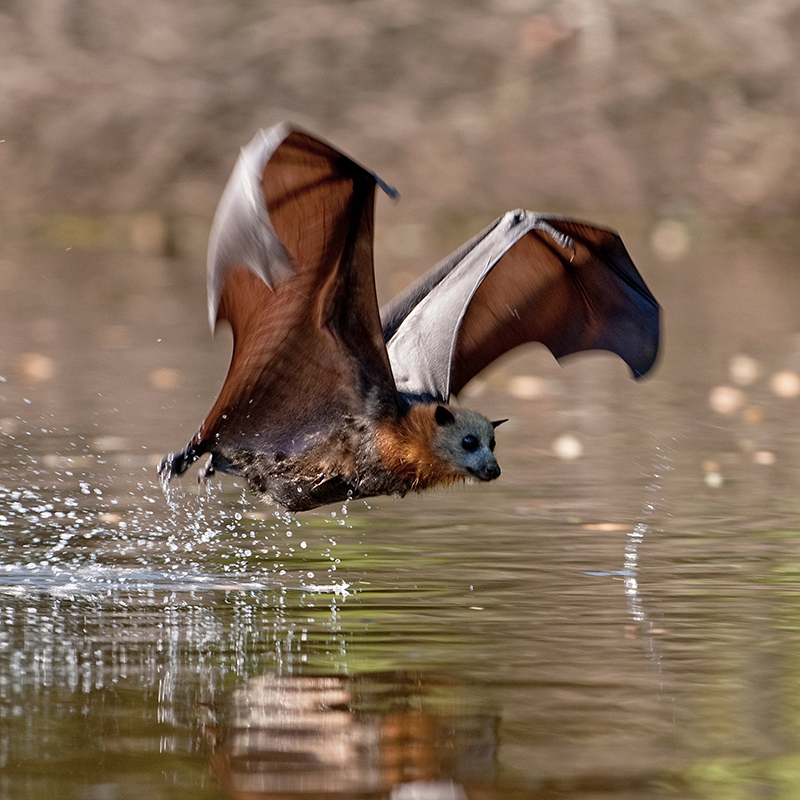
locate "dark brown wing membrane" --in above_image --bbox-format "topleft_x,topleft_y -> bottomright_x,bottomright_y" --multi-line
382,211 -> 659,402
186,125 -> 398,463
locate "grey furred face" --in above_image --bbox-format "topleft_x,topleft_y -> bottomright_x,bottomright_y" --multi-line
432,406 -> 502,482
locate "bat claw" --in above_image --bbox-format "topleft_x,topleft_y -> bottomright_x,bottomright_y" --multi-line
534,218 -> 576,260
158,454 -> 176,483
158,445 -> 200,484
198,455 -> 216,484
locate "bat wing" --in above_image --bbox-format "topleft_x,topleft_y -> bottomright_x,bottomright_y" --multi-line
381,210 -> 660,403
176,123 -> 398,468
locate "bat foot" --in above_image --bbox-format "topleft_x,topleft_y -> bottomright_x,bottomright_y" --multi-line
158,445 -> 200,484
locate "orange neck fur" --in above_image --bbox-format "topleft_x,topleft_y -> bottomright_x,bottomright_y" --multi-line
375,404 -> 464,491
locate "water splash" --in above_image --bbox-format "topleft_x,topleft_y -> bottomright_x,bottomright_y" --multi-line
624,437 -> 676,670
0,424 -> 353,599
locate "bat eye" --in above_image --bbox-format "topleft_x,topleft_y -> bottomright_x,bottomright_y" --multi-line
489,437 -> 496,452
462,434 -> 480,452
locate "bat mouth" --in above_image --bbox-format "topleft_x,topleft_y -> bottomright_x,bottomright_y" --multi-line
468,464 -> 501,482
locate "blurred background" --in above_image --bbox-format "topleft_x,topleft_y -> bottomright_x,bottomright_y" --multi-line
3,0 -> 800,225
3,0 -> 800,445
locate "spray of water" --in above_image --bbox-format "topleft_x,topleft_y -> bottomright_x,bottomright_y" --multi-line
0,424 -> 353,598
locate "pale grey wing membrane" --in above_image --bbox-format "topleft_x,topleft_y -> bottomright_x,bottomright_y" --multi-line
206,125 -> 294,331
382,210 -> 572,403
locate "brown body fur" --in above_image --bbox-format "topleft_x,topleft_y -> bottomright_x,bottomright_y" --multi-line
375,404 -> 465,491
201,403 -> 465,512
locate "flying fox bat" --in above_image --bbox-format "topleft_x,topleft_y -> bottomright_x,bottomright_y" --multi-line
159,122 -> 659,512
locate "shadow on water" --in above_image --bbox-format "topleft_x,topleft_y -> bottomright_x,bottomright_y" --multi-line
5,234 -> 800,798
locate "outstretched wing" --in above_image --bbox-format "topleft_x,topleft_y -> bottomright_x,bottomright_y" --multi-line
180,123 -> 399,465
381,210 -> 660,403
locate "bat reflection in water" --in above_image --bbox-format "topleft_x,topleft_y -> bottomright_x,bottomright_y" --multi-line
206,673 -> 496,796
159,122 -> 660,512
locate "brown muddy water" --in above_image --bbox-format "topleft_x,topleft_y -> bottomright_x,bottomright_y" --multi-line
3,228 -> 800,799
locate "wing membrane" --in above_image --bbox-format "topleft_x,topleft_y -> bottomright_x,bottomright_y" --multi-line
195,125 -> 397,458
382,210 -> 659,402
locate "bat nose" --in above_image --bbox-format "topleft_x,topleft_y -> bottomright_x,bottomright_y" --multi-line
472,461 -> 501,481
485,463 -> 501,480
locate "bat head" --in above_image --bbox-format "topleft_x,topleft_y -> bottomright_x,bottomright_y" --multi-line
432,405 -> 501,482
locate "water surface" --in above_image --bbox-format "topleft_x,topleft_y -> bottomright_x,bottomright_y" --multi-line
3,235 -> 800,798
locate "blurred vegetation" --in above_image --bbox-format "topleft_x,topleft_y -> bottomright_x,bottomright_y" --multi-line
2,0 -> 800,245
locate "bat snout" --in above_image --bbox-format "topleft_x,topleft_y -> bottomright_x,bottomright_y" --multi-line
469,461 -> 501,482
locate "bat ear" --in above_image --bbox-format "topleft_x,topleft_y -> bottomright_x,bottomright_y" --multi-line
491,418 -> 508,429
434,405 -> 456,427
